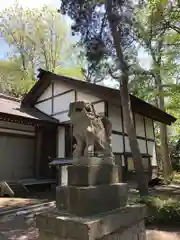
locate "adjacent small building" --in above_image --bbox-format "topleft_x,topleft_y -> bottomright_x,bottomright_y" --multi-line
0,93 -> 58,182
0,69 -> 176,184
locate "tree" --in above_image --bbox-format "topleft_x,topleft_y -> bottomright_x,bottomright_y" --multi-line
0,3 -> 84,96
60,0 -> 149,195
0,58 -> 35,97
55,66 -> 84,80
167,88 -> 180,140
131,0 -> 180,181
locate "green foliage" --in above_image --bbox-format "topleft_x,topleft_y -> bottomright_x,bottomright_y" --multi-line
170,140 -> 180,171
0,3 -> 84,97
130,0 -> 180,149
55,66 -> 84,80
0,58 -> 35,97
167,89 -> 180,141
133,0 -> 180,88
140,196 -> 180,225
172,172 -> 180,184
0,4 -> 71,71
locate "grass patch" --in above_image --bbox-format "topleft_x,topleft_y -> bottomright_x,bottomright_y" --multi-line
127,177 -> 180,226
172,172 -> 180,184
140,196 -> 180,225
128,188 -> 180,226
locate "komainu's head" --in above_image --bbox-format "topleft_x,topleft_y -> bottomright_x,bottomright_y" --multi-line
68,101 -> 96,121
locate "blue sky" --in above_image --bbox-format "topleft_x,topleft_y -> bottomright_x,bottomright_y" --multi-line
0,40 -> 9,59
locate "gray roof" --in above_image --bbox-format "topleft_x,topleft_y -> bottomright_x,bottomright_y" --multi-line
0,94 -> 58,124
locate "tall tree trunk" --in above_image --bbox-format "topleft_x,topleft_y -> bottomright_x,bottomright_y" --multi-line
155,72 -> 172,181
105,0 -> 148,196
150,35 -> 172,181
158,84 -> 172,181
121,75 -> 148,195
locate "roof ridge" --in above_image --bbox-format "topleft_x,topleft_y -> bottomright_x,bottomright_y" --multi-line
0,93 -> 21,103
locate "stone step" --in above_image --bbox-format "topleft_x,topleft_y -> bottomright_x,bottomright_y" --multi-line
36,205 -> 146,240
56,183 -> 128,216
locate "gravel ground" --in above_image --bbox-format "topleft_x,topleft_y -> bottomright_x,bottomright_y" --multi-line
0,212 -> 38,240
1,209 -> 180,240
0,198 -> 44,214
0,204 -> 56,240
1,184 -> 180,239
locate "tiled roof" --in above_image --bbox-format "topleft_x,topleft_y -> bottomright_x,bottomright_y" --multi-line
0,94 -> 58,123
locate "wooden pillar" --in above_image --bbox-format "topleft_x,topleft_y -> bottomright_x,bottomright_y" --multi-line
35,125 -> 43,178
56,166 -> 62,185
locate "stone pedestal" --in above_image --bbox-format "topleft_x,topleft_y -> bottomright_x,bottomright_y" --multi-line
36,163 -> 146,240
56,183 -> 128,216
37,205 -> 146,240
68,165 -> 120,186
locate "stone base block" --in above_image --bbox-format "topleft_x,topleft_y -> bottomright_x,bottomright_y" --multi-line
56,183 -> 128,216
68,165 -> 120,186
56,185 -> 68,210
36,205 -> 146,240
72,156 -> 114,166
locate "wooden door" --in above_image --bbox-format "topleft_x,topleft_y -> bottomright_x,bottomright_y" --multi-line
37,124 -> 57,178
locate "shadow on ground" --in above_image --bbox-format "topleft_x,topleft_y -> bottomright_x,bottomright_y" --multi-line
0,204 -> 56,240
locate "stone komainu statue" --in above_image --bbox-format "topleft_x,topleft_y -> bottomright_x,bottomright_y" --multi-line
68,101 -> 114,162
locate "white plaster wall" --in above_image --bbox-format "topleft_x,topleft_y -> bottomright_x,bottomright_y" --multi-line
54,112 -> 69,123
0,121 -> 34,132
109,105 -> 123,132
53,91 -> 75,115
125,136 -> 146,154
57,126 -> 65,158
123,113 -> 145,136
35,99 -> 52,115
145,117 -> 154,140
137,139 -> 147,154
135,114 -> 145,137
76,91 -> 100,103
147,141 -> 157,166
37,84 -> 52,102
93,101 -> 105,115
112,134 -> 123,153
54,81 -> 71,95
125,136 -> 131,152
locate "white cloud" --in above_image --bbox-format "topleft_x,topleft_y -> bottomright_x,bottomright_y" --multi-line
0,0 -> 59,11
